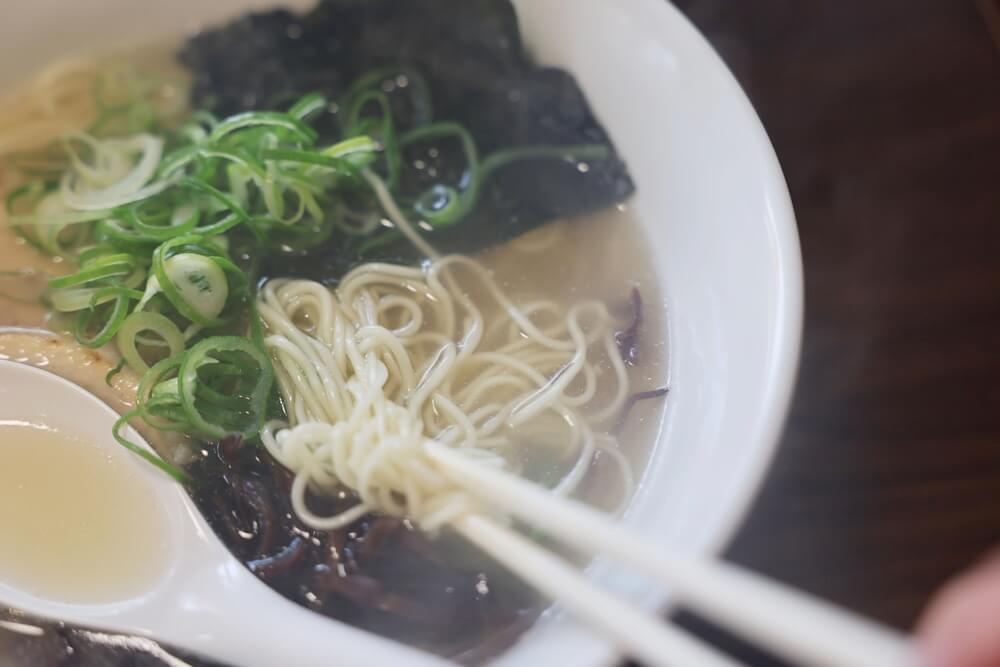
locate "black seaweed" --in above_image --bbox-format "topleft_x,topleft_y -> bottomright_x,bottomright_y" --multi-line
178,0 -> 635,276
185,439 -> 540,663
616,287 -> 644,367
189,438 -> 541,662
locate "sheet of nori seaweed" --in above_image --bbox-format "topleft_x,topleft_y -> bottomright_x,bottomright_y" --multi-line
178,0 -> 635,276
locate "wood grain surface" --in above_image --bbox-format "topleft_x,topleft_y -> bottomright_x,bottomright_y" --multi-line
661,1 -> 1000,663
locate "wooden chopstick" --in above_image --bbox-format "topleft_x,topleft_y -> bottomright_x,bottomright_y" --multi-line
427,443 -> 921,667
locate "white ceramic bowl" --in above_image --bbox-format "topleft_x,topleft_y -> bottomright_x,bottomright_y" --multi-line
0,1 -> 802,665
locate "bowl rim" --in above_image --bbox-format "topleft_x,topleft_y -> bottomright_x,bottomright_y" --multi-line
663,2 -> 804,564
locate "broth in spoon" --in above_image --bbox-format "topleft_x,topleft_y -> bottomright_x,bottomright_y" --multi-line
0,421 -> 169,604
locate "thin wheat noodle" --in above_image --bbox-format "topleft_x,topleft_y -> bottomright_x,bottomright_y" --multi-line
259,252 -> 635,531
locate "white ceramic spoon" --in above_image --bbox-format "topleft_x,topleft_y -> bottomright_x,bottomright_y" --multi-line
0,359 -> 453,667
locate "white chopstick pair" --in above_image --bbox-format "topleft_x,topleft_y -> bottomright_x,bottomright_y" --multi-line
426,444 -> 921,667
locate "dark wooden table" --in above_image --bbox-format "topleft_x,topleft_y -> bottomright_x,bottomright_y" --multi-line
663,1 -> 1000,663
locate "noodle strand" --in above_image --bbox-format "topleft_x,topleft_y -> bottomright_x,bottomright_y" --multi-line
258,255 -> 634,531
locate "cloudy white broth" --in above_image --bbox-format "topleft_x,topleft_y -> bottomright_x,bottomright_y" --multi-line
0,1 -> 668,664
0,422 -> 169,604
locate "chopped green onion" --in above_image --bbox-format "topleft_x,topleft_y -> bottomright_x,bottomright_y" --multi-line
150,235 -> 246,328
177,337 -> 273,439
6,75 -> 621,484
112,409 -> 191,483
74,287 -> 135,347
209,111 -> 318,145
260,148 -> 362,174
287,93 -> 328,122
117,311 -> 186,373
105,357 -> 127,386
